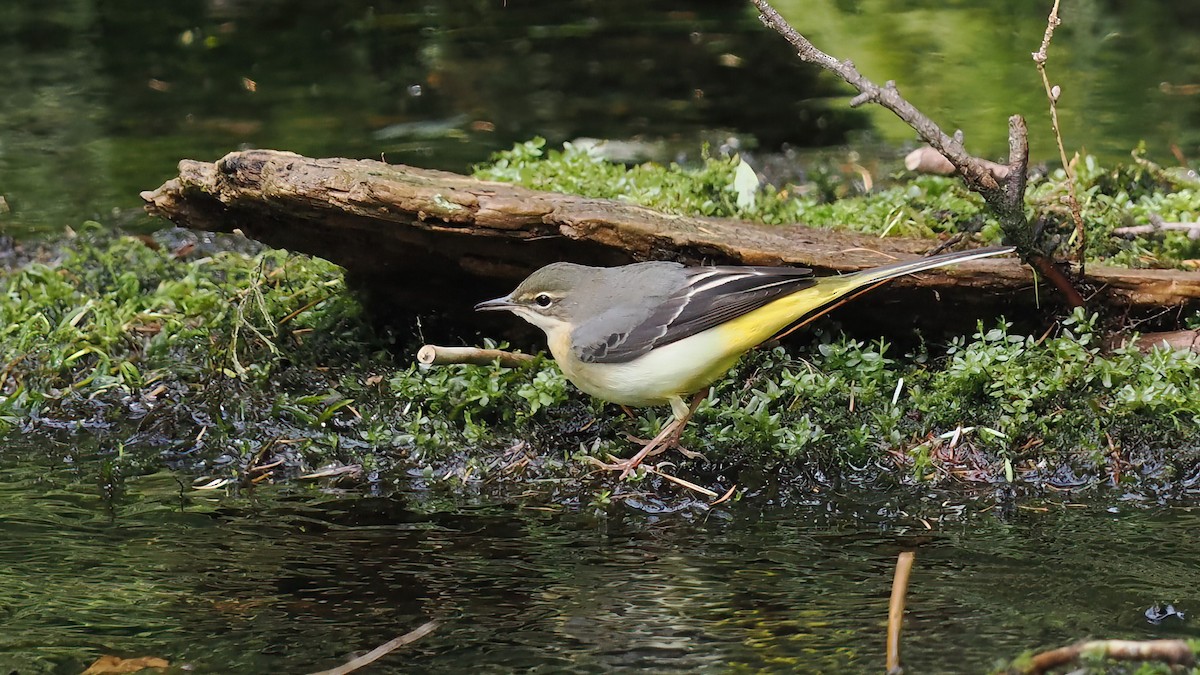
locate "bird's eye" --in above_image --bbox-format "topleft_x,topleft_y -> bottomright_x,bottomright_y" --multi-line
534,293 -> 553,308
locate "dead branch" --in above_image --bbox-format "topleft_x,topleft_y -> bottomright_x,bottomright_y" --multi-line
751,0 -> 1086,307
751,0 -> 1002,194
140,150 -> 1200,321
644,465 -> 719,498
417,344 -> 536,369
1017,639 -> 1195,674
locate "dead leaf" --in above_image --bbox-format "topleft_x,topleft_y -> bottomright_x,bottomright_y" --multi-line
82,654 -> 169,674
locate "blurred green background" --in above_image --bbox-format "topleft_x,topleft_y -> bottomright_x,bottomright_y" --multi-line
2,0 -> 1198,235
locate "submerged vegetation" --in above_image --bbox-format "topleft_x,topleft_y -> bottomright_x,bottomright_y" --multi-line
1,221 -> 1198,498
475,138 -> 1200,269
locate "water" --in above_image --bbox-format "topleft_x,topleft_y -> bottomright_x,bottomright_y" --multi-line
5,2 -> 1200,671
3,449 -> 1197,673
2,0 -> 1200,236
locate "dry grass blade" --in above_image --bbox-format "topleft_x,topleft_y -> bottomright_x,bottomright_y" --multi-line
645,466 -> 719,498
299,464 -> 363,480
710,484 -> 738,506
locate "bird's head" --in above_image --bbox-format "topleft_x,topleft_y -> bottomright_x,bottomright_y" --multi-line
474,262 -> 599,334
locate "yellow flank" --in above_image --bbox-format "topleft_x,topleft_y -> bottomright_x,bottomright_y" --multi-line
710,276 -> 858,357
549,275 -> 867,408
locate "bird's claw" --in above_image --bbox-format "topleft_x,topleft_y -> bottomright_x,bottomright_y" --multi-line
584,454 -> 647,478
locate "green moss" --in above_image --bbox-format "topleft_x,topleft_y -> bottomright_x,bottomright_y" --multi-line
0,228 -> 582,480
1035,151 -> 1200,269
670,309 -> 1199,476
473,137 -> 810,223
3,227 -> 1197,492
0,224 -> 369,413
474,138 -> 1200,269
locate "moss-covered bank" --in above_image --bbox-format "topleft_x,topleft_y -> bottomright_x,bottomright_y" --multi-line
2,223 -> 1198,503
475,138 -> 1200,270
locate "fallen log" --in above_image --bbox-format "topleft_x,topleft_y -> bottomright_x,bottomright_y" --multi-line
140,150 -> 1200,339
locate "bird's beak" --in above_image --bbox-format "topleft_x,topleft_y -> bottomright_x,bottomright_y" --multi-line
474,295 -> 517,312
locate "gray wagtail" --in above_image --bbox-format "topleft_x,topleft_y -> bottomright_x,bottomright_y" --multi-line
476,246 -> 1014,475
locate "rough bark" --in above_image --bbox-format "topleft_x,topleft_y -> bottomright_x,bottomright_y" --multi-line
141,150 -> 1200,338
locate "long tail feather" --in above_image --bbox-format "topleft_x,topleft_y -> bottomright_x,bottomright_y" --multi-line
840,245 -> 1015,287
767,245 -> 1015,342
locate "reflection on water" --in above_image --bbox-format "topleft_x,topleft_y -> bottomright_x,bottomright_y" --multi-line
2,450 -> 1198,674
0,0 -> 854,236
2,0 -> 1200,236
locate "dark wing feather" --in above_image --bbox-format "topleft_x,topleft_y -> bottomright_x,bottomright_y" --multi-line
575,265 -> 815,363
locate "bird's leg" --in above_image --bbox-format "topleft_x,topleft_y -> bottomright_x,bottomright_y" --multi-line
605,417 -> 686,478
623,390 -> 708,449
589,390 -> 708,478
652,389 -> 705,456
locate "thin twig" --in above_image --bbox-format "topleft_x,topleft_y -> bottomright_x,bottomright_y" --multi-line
886,551 -> 915,674
1032,0 -> 1087,272
308,620 -> 439,675
710,484 -> 738,506
278,294 -> 332,325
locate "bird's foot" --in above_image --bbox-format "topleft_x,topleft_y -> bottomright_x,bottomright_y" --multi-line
593,392 -> 709,479
591,421 -> 682,478
584,454 -> 648,477
623,433 -> 704,460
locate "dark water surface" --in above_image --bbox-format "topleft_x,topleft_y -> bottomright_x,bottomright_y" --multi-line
3,0 -> 1200,235
3,449 -> 1198,674
5,2 -> 1200,672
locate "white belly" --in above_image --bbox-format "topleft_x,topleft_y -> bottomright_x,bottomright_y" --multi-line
548,327 -> 739,408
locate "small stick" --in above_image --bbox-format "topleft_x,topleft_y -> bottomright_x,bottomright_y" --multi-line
308,620 -> 439,675
1020,639 -> 1195,674
1113,220 -> 1200,239
416,344 -> 536,369
278,294 -> 332,325
886,551 -> 915,674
